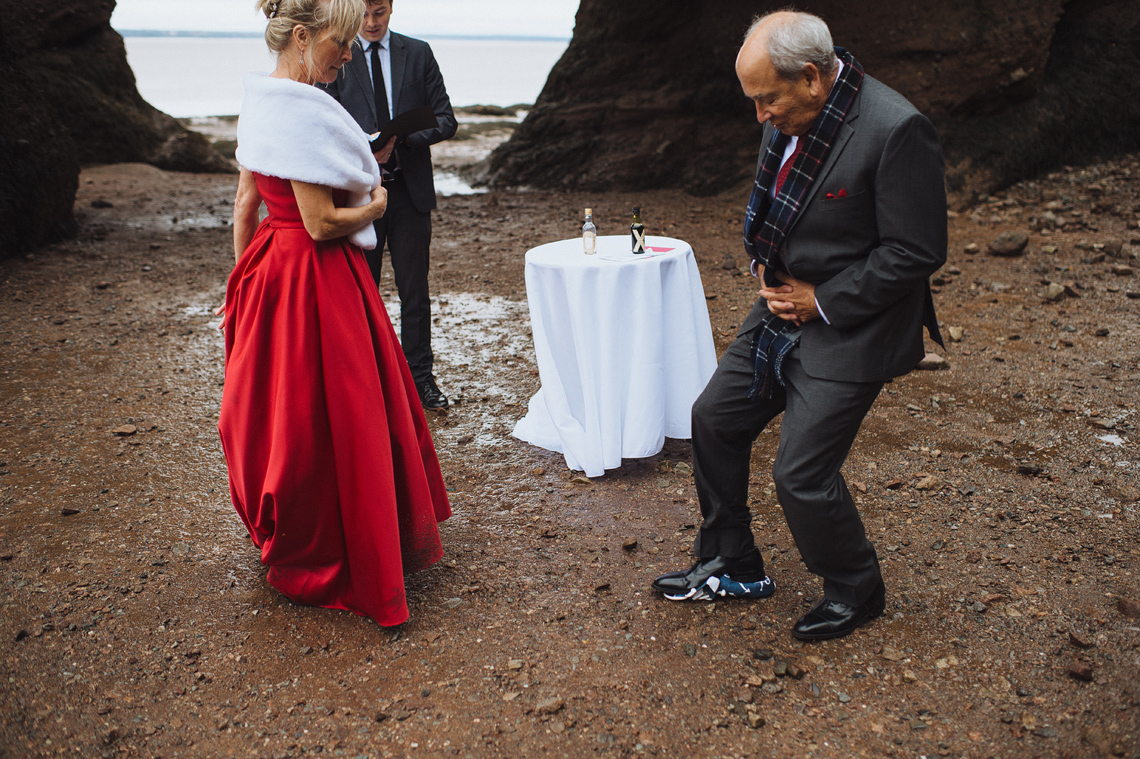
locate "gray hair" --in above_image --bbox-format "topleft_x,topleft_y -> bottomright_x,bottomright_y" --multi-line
747,11 -> 838,80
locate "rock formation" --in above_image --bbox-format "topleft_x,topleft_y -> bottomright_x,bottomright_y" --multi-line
1,0 -> 231,258
484,0 -> 1140,203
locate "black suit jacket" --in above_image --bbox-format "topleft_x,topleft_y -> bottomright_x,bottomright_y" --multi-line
320,34 -> 457,214
740,76 -> 947,384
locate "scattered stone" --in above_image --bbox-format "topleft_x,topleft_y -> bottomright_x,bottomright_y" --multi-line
1068,632 -> 1095,649
457,434 -> 474,445
102,728 -> 120,744
60,507 -> 81,516
881,646 -> 905,661
593,582 -> 611,593
570,476 -> 592,486
443,598 -> 463,609
902,670 -> 918,683
536,697 -> 564,715
1103,239 -> 1124,257
171,543 -> 190,556
300,646 -> 312,655
837,692 -> 852,703
682,643 -> 697,658
917,353 -> 949,371
621,538 -> 638,551
947,325 -> 965,342
914,476 -> 942,492
1111,264 -> 1134,276
988,232 -> 1029,257
507,659 -> 524,670
746,712 -> 766,729
1017,462 -> 1043,476
674,462 -> 694,476
1067,662 -> 1094,682
502,692 -> 520,702
772,660 -> 788,677
721,254 -> 738,270
532,467 -> 545,476
1126,291 -> 1140,300
963,243 -> 980,255
112,424 -> 137,436
885,480 -> 904,490
1117,597 -> 1140,618
973,602 -> 988,613
1044,282 -> 1066,301
91,199 -> 114,209
752,648 -> 773,661
1107,484 -> 1139,502
785,663 -> 806,679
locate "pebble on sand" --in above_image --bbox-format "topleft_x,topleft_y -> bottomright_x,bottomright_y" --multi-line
988,232 -> 1029,257
917,353 -> 949,371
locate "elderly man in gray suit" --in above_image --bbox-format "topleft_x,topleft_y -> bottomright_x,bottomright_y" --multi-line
652,10 -> 946,640
319,0 -> 457,410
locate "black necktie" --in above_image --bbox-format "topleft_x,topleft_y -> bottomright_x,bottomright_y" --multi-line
368,41 -> 391,130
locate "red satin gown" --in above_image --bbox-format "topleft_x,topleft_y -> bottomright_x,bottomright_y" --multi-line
218,173 -> 450,627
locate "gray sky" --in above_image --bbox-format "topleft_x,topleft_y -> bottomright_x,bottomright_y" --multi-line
110,0 -> 580,38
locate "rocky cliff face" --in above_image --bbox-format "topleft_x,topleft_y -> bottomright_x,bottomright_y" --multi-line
484,0 -> 1140,203
0,0 -> 231,258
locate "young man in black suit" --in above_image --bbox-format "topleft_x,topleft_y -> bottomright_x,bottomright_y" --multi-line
320,0 -> 457,409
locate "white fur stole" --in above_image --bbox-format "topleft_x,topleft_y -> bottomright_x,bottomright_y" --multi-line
235,72 -> 381,249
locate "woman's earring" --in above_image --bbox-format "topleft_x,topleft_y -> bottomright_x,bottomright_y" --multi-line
300,51 -> 305,67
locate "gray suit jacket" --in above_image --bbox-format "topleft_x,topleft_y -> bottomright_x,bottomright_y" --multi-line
740,75 -> 947,384
319,33 -> 457,214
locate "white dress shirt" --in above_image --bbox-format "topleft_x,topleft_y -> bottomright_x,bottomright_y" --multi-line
358,31 -> 394,120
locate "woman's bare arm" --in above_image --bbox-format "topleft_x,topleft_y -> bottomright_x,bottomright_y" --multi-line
233,168 -> 263,262
292,181 -> 387,242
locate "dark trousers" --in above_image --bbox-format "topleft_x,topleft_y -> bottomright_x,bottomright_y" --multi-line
363,174 -> 434,386
690,332 -> 884,607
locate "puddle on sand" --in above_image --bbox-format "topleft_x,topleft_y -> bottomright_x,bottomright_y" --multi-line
383,291 -> 534,445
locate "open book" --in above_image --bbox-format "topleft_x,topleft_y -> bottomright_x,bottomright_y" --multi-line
368,106 -> 439,150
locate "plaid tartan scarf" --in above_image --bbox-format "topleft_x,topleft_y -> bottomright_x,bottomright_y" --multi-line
741,48 -> 864,400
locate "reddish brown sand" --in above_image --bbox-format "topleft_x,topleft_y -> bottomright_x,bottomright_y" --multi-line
1,155 -> 1138,758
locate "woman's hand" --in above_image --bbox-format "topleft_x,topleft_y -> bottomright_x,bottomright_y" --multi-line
214,301 -> 226,329
292,181 -> 388,241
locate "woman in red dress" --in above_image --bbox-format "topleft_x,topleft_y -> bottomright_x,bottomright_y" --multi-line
219,0 -> 450,627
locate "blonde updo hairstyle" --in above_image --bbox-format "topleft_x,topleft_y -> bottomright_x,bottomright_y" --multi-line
256,0 -> 364,80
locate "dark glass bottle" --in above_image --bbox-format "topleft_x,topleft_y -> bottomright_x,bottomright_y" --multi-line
630,207 -> 646,254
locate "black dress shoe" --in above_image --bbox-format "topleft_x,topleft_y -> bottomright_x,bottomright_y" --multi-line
418,378 -> 448,410
791,581 -> 886,641
651,548 -> 772,601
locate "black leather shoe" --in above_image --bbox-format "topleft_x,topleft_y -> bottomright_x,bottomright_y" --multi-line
791,581 -> 886,641
418,378 -> 448,410
651,548 -> 769,601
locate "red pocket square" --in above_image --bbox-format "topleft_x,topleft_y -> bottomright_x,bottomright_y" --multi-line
825,189 -> 849,199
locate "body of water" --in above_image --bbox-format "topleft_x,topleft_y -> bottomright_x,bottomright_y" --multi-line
123,35 -> 569,118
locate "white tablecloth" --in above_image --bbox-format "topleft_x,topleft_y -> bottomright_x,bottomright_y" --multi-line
512,235 -> 718,476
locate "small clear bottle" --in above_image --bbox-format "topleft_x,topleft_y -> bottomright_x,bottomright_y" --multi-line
582,208 -> 597,255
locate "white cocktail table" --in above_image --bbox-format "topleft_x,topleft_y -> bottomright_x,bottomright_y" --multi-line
512,235 -> 718,476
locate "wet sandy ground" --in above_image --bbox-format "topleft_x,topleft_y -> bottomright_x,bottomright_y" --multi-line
1,156 -> 1139,759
